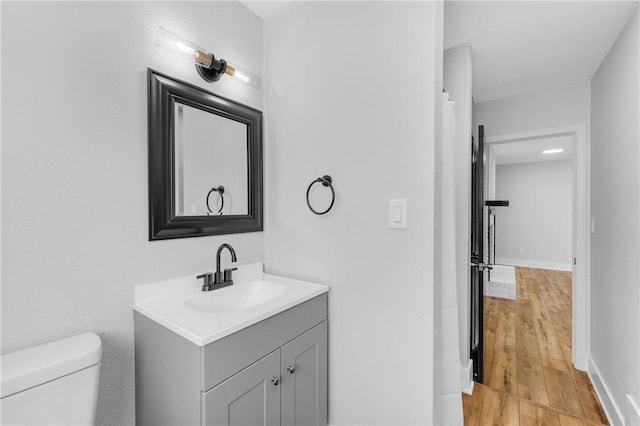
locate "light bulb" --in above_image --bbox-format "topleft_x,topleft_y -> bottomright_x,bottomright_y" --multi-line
224,61 -> 262,89
542,148 -> 564,154
156,27 -> 213,68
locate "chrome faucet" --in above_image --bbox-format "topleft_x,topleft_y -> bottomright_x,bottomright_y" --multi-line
196,243 -> 238,292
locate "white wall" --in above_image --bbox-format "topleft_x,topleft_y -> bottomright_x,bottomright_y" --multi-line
495,160 -> 573,269
1,3 -> 264,425
475,79 -> 591,272
264,2 -> 442,424
443,44 -> 472,377
475,80 -> 591,137
590,7 -> 639,425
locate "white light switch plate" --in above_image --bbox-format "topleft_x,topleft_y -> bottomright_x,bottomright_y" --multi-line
389,199 -> 407,229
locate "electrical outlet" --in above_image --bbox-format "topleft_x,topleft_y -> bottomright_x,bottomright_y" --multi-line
518,248 -> 524,255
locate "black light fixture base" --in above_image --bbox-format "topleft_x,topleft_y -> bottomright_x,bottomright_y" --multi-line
195,58 -> 227,83
196,65 -> 222,82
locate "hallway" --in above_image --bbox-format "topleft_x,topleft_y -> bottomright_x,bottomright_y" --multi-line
463,267 -> 608,425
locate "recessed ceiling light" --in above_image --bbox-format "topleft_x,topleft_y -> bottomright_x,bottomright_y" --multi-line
542,148 -> 564,154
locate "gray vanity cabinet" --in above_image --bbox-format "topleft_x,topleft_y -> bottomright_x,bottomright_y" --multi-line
203,350 -> 281,426
202,321 -> 327,426
135,294 -> 328,426
281,322 -> 328,426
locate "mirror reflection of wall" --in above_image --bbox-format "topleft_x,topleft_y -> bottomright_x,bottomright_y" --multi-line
174,103 -> 249,216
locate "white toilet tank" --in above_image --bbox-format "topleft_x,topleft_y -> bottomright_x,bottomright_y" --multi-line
1,332 -> 102,426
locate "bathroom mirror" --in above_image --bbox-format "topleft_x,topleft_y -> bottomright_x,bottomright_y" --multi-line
174,104 -> 249,216
148,69 -> 263,240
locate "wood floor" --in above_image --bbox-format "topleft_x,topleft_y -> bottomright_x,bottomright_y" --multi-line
463,267 -> 608,425
463,383 -> 606,426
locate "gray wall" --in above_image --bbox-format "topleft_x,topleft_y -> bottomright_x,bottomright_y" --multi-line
264,2 -> 443,424
443,44 -> 473,376
1,3 -> 264,424
495,160 -> 573,269
590,7 -> 639,424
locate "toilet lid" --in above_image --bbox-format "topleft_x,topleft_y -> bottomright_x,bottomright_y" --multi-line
1,332 -> 101,398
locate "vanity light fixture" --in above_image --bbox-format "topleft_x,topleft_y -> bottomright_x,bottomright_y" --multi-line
155,27 -> 261,89
542,148 -> 564,154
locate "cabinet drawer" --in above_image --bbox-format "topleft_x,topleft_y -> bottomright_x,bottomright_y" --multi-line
202,294 -> 327,391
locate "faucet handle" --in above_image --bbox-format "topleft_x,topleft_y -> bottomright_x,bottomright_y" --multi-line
223,267 -> 238,283
197,273 -> 214,291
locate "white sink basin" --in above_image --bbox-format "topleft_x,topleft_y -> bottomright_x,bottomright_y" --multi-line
134,262 -> 329,346
184,280 -> 287,314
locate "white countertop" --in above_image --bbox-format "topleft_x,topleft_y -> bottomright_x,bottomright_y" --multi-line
134,262 -> 329,346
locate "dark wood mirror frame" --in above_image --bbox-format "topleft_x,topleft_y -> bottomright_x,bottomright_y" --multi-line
147,69 -> 263,240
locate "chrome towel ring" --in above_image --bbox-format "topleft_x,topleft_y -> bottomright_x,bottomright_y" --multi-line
306,175 -> 335,215
207,186 -> 225,215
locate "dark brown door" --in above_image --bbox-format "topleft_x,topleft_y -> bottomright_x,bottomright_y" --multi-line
470,125 -> 485,382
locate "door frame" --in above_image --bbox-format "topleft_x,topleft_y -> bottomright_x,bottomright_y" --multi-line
484,125 -> 590,371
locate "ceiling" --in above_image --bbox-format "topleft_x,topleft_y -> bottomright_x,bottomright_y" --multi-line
445,1 -> 638,102
492,135 -> 573,165
240,1 -> 295,20
240,1 -> 638,101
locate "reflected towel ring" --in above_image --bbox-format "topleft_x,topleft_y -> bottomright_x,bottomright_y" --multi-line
306,175 -> 335,215
207,186 -> 225,215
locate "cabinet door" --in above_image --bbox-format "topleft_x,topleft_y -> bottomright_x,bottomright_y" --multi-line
281,321 -> 328,426
203,349 -> 280,426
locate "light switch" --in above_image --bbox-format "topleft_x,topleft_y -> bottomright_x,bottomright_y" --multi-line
389,199 -> 407,229
392,206 -> 402,222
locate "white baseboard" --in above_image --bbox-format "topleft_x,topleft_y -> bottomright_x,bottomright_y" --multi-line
485,280 -> 516,299
484,281 -> 516,300
495,257 -> 572,272
460,360 -> 474,395
625,394 -> 640,426
485,265 -> 516,299
588,356 -> 625,425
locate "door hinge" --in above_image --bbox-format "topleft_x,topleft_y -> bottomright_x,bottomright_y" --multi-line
573,258 -> 577,265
